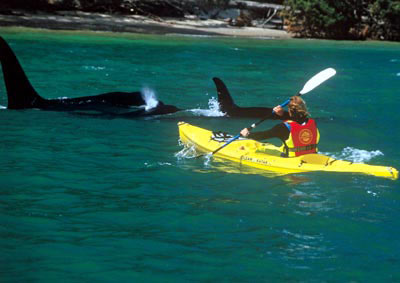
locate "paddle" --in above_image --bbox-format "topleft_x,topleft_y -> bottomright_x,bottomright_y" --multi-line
197,68 -> 336,158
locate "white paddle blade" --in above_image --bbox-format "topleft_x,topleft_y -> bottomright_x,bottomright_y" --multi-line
299,68 -> 336,95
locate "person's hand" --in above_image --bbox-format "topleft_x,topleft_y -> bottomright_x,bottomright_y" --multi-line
273,105 -> 284,116
240,128 -> 250,137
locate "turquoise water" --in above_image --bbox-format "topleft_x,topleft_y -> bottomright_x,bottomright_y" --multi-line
1,28 -> 400,282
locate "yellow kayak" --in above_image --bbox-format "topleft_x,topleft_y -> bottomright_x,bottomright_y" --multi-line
178,122 -> 398,180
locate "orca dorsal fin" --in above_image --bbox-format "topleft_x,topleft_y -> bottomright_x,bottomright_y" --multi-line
0,36 -> 45,109
212,77 -> 236,111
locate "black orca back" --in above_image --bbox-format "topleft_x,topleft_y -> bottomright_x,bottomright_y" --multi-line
213,77 -> 290,119
0,36 -> 45,109
118,101 -> 180,118
213,77 -> 236,112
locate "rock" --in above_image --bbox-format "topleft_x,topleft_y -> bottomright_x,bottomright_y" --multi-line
230,11 -> 253,27
218,8 -> 240,20
128,0 -> 185,17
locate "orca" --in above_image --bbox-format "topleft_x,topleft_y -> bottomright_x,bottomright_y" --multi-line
213,77 -> 289,119
0,36 -> 284,119
0,36 -> 149,111
118,101 -> 181,118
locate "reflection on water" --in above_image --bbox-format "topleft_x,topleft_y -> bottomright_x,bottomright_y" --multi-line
204,156 -> 286,178
283,175 -> 311,186
277,229 -> 334,265
176,145 -> 311,185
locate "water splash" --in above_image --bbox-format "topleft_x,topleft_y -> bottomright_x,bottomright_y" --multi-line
141,87 -> 159,111
175,142 -> 212,166
324,147 -> 383,163
0,105 -> 6,109
144,162 -> 172,168
189,96 -> 225,117
203,153 -> 213,167
175,143 -> 198,160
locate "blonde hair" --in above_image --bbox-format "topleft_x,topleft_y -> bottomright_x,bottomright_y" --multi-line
288,96 -> 309,120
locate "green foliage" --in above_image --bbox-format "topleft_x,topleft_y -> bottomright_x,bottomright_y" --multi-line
283,0 -> 365,39
283,0 -> 400,41
369,0 -> 400,40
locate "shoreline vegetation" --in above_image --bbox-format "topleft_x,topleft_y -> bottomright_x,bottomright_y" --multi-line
0,0 -> 399,41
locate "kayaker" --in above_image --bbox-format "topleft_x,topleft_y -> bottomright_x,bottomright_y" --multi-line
240,96 -> 319,157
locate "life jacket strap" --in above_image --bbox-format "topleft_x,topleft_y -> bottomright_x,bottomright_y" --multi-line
289,144 -> 317,152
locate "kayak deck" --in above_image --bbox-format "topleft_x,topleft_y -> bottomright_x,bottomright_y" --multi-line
178,122 -> 398,179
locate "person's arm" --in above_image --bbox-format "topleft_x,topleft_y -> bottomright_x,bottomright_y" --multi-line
241,123 -> 289,141
271,105 -> 290,120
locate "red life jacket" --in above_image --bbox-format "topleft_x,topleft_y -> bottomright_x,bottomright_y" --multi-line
283,119 -> 319,157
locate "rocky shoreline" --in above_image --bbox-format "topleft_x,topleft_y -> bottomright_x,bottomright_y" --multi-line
1,1 -> 399,41
0,10 -> 290,39
0,0 -> 291,39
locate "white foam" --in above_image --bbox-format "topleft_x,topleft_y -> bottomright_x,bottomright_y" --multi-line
0,105 -> 6,109
324,147 -> 383,163
83,66 -> 106,71
141,87 -> 159,111
144,162 -> 172,168
176,142 -> 213,168
175,142 -> 198,159
203,153 -> 213,167
188,96 -> 226,117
